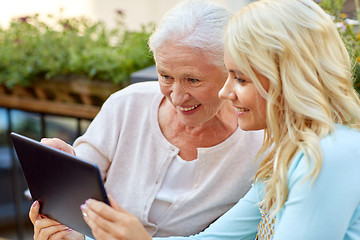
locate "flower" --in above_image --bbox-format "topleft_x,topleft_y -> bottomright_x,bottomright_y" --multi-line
19,16 -> 30,23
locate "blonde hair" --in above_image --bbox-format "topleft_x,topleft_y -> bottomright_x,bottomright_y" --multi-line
225,0 -> 360,214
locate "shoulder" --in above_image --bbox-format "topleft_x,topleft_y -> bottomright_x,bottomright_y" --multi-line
320,124 -> 360,156
111,81 -> 160,98
320,125 -> 360,173
96,81 -> 161,117
289,124 -> 360,183
104,81 -> 161,105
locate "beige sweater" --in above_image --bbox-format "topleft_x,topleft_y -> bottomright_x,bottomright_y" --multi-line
74,81 -> 264,237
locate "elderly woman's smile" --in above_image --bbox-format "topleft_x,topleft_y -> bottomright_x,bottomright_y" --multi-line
178,104 -> 201,112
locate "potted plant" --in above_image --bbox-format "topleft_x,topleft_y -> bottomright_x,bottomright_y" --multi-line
0,10 -> 155,119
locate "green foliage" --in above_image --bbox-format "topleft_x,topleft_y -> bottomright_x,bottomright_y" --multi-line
0,12 -> 155,88
339,19 -> 360,93
317,0 -> 347,20
317,0 -> 360,94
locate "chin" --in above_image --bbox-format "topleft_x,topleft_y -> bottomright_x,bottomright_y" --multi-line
238,122 -> 265,131
238,126 -> 253,131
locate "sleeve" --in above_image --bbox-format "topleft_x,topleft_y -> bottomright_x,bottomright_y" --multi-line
274,137 -> 360,240
73,93 -> 122,179
153,186 -> 261,240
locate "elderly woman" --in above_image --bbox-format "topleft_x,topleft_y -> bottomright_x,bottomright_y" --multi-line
29,0 -> 263,239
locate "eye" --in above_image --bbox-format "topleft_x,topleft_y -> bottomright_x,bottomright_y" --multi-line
159,74 -> 174,83
235,75 -> 246,84
160,74 -> 170,79
188,78 -> 199,83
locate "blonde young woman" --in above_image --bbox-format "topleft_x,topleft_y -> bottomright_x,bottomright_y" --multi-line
69,0 -> 360,239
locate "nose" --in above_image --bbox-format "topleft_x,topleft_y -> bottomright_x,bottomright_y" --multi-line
170,82 -> 190,106
219,77 -> 236,101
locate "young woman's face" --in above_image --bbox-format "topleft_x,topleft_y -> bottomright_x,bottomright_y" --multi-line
219,51 -> 269,131
155,42 -> 228,127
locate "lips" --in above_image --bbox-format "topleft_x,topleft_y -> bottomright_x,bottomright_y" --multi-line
234,106 -> 249,113
179,104 -> 200,112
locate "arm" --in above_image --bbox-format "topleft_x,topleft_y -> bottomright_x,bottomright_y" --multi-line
81,187 -> 260,240
72,93 -> 122,179
153,186 -> 261,240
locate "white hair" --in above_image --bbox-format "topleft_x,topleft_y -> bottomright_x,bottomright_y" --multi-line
148,0 -> 232,66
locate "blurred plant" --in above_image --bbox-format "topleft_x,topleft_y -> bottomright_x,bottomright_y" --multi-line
316,0 -> 347,20
0,10 -> 155,88
317,0 -> 360,93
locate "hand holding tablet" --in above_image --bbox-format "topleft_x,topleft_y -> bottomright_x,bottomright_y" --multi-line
11,132 -> 109,238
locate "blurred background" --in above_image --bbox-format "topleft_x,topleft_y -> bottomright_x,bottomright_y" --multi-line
0,0 -> 357,239
0,0 -> 253,30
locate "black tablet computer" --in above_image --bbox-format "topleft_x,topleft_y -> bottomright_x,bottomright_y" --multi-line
10,132 -> 109,238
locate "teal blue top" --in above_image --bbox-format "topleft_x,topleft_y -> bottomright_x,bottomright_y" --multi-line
155,124 -> 360,240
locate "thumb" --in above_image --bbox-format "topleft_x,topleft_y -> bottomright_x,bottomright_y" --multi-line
29,201 -> 42,224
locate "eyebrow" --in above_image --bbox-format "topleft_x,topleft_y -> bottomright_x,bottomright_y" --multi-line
157,69 -> 168,75
229,69 -> 244,75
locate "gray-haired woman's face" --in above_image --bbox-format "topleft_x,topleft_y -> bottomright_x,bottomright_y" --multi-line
155,42 -> 228,127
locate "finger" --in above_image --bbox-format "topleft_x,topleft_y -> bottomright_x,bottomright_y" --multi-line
81,201 -> 122,235
38,226 -> 71,240
40,138 -> 75,155
82,206 -> 121,240
29,201 -> 42,224
40,138 -> 61,149
81,200 -> 151,240
40,138 -> 55,145
84,219 -> 115,240
47,228 -> 73,240
34,219 -> 69,240
85,199 -> 125,222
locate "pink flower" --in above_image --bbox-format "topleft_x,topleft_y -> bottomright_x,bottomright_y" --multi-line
19,16 -> 30,23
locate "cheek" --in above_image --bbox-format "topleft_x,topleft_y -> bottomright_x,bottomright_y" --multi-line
159,82 -> 171,97
255,95 -> 267,124
201,88 -> 224,106
258,100 -> 267,118
237,87 -> 253,104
